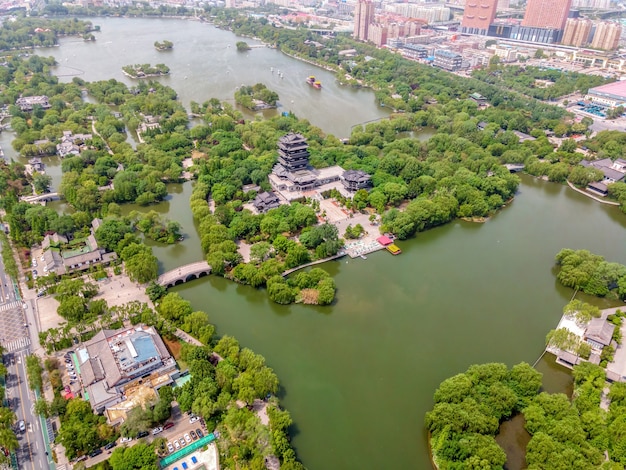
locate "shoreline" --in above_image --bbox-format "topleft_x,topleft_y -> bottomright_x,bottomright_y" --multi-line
565,179 -> 621,206
121,69 -> 169,79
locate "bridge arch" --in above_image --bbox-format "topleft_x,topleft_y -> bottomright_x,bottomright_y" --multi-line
158,261 -> 211,288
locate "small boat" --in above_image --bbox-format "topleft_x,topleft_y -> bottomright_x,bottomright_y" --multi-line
386,244 -> 402,255
360,254 -> 367,260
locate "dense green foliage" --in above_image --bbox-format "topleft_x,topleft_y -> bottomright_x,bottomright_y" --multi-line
236,41 -> 251,51
234,83 -> 279,109
108,442 -> 159,470
25,355 -> 44,393
0,16 -> 96,49
0,403 -> 19,463
122,63 -> 170,78
0,232 -> 18,280
555,248 -> 626,298
523,363 -> 622,469
128,210 -> 182,244
57,399 -> 113,460
472,65 -> 609,101
425,362 -> 542,469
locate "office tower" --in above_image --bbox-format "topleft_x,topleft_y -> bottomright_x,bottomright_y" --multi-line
354,0 -> 375,41
522,0 -> 572,30
461,0 -> 499,35
562,18 -> 592,46
591,21 -> 621,50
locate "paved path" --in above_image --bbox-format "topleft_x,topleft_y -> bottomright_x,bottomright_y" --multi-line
566,180 -> 620,206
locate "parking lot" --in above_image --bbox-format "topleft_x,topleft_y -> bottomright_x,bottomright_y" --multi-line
84,408 -> 208,467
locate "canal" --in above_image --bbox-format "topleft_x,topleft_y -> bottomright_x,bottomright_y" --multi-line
5,16 -> 626,469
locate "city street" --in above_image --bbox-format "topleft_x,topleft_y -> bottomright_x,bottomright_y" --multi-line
0,243 -> 51,470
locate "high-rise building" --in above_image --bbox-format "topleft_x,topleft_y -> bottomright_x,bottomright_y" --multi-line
591,21 -> 621,50
562,18 -> 592,46
368,24 -> 389,46
461,0 -> 499,35
354,0 -> 375,41
522,0 -> 572,30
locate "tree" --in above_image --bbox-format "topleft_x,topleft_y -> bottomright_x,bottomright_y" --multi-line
158,293 -> 193,322
236,41 -> 251,51
563,299 -> 600,325
57,296 -> 87,323
146,282 -> 167,302
109,442 -> 159,470
32,173 -> 52,194
26,355 -> 43,393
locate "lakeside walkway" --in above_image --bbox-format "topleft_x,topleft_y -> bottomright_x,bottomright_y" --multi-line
566,180 -> 620,206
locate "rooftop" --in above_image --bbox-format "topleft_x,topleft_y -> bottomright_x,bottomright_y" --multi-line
588,81 -> 626,101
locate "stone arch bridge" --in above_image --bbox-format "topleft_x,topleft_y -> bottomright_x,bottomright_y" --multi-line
157,261 -> 211,288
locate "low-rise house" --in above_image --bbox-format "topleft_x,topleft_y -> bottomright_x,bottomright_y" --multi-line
41,218 -> 117,275
341,169 -> 371,191
513,130 -> 536,143
253,191 -> 281,213
584,317 -> 615,351
581,158 -> 626,188
469,92 -> 487,106
56,131 -> 92,158
16,95 -> 50,112
42,233 -> 68,250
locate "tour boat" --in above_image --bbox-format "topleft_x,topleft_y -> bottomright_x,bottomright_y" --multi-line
306,76 -> 322,89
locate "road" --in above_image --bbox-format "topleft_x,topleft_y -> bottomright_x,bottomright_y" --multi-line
0,241 -> 51,470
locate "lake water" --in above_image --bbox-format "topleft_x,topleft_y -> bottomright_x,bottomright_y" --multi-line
6,17 -> 626,469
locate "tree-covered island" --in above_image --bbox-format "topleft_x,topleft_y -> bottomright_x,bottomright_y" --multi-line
154,40 -> 173,51
234,83 -> 279,110
122,63 -> 170,79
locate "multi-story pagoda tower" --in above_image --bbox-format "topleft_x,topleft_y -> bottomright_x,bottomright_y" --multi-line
277,133 -> 310,172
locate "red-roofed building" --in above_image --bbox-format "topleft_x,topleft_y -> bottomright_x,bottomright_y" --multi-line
377,236 -> 393,246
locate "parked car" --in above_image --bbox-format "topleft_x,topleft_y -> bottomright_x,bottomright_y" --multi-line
174,440 -> 180,450
89,448 -> 103,458
196,428 -> 203,438
31,260 -> 37,268
151,427 -> 163,435
179,438 -> 186,447
167,442 -> 174,453
190,430 -> 197,440
184,433 -> 191,443
17,421 -> 25,432
137,431 -> 149,439
120,437 -> 133,443
104,442 -> 117,450
163,422 -> 174,430
189,415 -> 200,424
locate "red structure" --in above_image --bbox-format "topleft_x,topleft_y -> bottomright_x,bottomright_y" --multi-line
461,0 -> 498,35
522,0 -> 572,30
377,236 -> 393,246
